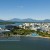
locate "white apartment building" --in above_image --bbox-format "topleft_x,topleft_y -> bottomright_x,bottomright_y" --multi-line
19,23 -> 50,32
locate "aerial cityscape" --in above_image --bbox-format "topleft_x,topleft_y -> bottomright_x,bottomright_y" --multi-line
0,0 -> 50,50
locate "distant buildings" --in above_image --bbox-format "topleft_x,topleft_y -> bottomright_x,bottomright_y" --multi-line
0,27 -> 10,33
18,23 -> 50,34
0,27 -> 10,37
0,22 -> 50,35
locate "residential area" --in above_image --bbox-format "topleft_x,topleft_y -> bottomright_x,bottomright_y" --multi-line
0,22 -> 50,37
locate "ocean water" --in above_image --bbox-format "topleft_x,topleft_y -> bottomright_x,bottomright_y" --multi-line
0,36 -> 50,50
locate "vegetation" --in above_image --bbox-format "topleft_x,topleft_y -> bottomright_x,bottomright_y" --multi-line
36,30 -> 50,37
11,28 -> 35,35
3,26 -> 50,37
3,26 -> 35,37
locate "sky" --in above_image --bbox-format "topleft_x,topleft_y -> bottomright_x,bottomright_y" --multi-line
0,0 -> 50,20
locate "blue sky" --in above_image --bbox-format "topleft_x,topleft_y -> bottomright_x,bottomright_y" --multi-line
0,0 -> 50,20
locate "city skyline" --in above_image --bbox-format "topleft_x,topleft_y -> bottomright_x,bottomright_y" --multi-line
0,0 -> 50,20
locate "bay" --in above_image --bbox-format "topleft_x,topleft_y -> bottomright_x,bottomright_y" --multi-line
0,36 -> 50,50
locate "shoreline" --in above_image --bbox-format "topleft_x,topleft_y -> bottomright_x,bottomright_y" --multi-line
15,35 -> 50,39
0,35 -> 50,39
25,35 -> 50,39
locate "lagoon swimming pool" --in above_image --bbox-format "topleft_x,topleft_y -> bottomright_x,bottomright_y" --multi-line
31,33 -> 40,37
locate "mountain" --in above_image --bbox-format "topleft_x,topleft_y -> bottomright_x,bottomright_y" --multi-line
11,18 -> 20,21
8,18 -> 21,22
22,18 -> 37,22
43,19 -> 50,22
8,18 -> 50,22
9,18 -> 37,22
0,19 -> 5,22
1,18 -> 50,22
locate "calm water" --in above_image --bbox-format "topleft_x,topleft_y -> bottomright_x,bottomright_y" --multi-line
0,36 -> 50,50
0,23 -> 23,28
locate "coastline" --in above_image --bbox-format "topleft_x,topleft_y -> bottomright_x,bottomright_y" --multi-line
25,35 -> 50,39
0,35 -> 50,40
11,35 -> 50,39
